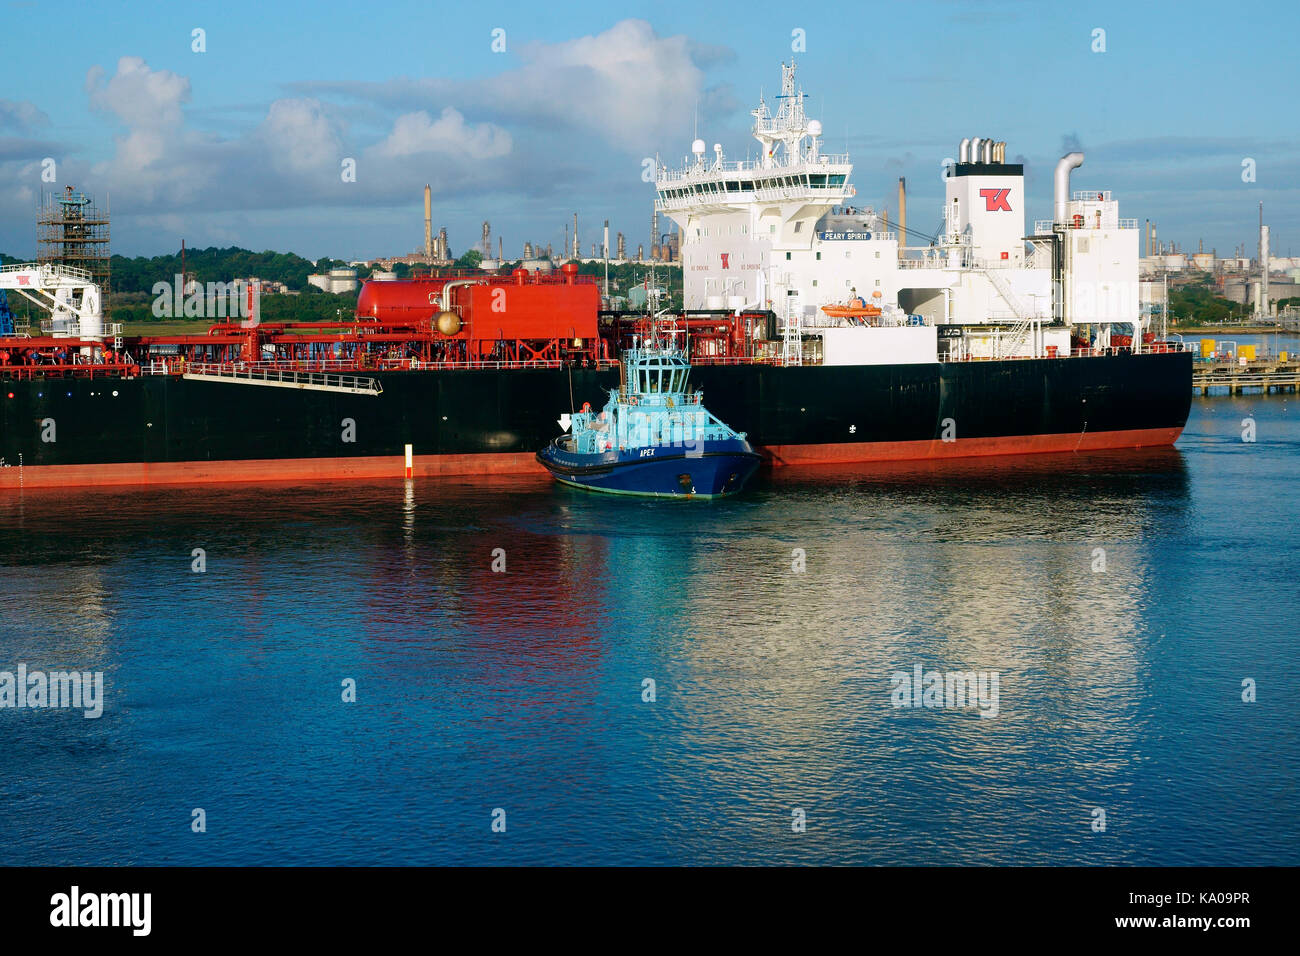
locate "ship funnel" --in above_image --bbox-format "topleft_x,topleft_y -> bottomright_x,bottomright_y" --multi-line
1054,152 -> 1085,224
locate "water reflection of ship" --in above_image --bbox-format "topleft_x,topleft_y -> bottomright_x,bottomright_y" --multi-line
355,478 -> 615,663
763,445 -> 1189,496
765,446 -> 1189,795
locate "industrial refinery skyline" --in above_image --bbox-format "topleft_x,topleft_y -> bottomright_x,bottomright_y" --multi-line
1,0 -> 1296,261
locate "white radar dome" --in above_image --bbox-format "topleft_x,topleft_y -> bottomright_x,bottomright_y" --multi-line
808,120 -> 823,136
691,139 -> 706,155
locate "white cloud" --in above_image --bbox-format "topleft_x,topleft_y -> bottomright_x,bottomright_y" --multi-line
370,108 -> 511,161
75,57 -> 515,214
0,99 -> 50,131
257,98 -> 346,175
86,56 -> 190,129
292,19 -> 727,154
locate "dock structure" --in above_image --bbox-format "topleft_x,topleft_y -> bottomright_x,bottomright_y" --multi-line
1193,357 -> 1300,395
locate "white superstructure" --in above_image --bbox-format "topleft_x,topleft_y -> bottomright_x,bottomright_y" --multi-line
655,62 -> 1145,363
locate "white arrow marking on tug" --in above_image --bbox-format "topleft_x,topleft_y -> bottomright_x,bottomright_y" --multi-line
558,413 -> 572,431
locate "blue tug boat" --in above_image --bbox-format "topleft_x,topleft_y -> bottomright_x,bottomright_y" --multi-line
537,337 -> 760,498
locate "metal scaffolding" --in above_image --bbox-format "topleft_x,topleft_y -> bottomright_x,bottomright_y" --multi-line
37,186 -> 110,301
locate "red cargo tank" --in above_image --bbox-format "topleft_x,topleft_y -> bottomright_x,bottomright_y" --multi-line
459,277 -> 599,346
355,279 -> 449,324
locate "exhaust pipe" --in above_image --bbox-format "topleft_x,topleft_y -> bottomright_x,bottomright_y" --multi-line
959,137 -> 970,163
1054,152 -> 1085,224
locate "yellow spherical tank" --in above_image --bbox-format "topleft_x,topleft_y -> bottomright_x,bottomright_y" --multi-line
435,311 -> 462,335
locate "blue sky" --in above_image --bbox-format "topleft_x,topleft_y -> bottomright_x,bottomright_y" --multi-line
1,0 -> 1296,261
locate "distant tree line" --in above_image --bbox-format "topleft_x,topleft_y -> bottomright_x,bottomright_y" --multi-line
1167,281 -> 1251,325
108,246 -> 359,294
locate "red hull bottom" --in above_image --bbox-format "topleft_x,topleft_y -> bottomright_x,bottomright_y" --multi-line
0,427 -> 1184,490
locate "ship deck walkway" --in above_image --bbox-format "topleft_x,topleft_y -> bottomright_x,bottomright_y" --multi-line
180,363 -> 383,396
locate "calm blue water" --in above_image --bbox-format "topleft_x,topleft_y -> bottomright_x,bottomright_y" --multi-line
1,396 -> 1297,866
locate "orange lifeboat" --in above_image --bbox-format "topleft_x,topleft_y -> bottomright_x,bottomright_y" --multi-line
820,295 -> 883,320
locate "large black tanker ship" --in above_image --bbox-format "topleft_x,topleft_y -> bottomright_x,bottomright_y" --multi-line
0,263 -> 1191,489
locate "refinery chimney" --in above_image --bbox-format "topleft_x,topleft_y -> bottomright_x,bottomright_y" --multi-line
897,177 -> 907,260
1260,216 -> 1270,318
617,232 -> 625,261
482,221 -> 491,258
423,185 -> 432,258
573,212 -> 579,259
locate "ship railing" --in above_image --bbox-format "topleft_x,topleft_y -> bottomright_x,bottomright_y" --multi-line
0,262 -> 97,282
1032,217 -> 1138,232
690,354 -> 783,366
1,362 -> 141,380
946,343 -> 1188,363
655,154 -> 852,183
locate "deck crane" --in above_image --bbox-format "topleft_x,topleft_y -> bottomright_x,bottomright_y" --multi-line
0,262 -> 104,358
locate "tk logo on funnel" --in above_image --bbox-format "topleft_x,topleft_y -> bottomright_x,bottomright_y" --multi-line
979,188 -> 1011,211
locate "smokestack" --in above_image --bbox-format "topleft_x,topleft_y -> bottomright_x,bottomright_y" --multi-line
573,212 -> 579,259
603,220 -> 610,260
637,243 -> 643,261
898,177 -> 907,260
424,185 -> 432,258
1261,221 -> 1270,317
617,232 -> 625,261
959,138 -> 970,163
498,236 -> 502,261
1053,152 -> 1085,224
482,221 -> 491,258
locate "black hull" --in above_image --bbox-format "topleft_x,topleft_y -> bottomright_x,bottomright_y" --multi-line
0,351 -> 1193,485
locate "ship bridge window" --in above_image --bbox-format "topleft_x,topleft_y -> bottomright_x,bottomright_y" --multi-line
829,175 -> 846,186
726,181 -> 741,191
